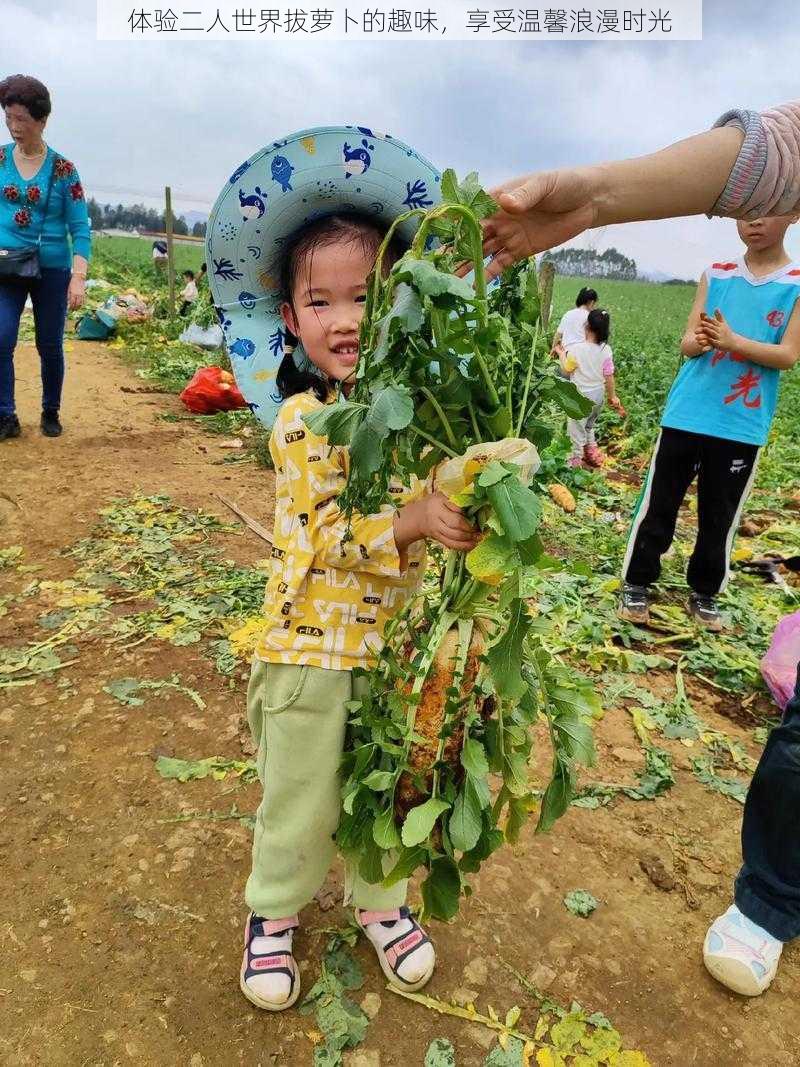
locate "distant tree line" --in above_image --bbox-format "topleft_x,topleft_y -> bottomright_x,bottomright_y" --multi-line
87,198 -> 207,238
543,246 -> 637,281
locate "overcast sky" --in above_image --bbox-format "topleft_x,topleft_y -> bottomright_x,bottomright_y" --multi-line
3,1 -> 799,276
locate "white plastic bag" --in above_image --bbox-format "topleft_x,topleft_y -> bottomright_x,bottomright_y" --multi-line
179,323 -> 224,350
434,438 -> 541,499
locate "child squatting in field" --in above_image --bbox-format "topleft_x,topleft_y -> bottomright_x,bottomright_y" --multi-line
618,212 -> 800,634
555,306 -> 625,468
213,136 -> 483,1010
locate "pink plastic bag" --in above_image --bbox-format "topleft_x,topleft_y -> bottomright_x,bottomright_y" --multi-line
761,611 -> 800,710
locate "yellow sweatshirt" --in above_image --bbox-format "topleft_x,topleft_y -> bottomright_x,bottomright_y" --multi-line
254,390 -> 427,671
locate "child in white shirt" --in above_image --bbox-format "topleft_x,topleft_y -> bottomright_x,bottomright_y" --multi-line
551,286 -> 598,357
179,270 -> 199,316
557,307 -> 625,467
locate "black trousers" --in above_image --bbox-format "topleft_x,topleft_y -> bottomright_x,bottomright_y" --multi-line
736,664 -> 800,941
622,427 -> 759,596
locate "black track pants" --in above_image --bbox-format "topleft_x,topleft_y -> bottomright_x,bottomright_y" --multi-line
622,427 -> 759,596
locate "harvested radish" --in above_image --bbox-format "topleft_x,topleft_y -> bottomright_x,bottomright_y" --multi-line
549,483 -> 577,513
307,173 -> 598,919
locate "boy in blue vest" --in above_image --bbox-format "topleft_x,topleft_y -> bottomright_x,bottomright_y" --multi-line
619,213 -> 800,631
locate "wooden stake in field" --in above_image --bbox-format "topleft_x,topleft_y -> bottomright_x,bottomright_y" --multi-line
165,185 -> 176,318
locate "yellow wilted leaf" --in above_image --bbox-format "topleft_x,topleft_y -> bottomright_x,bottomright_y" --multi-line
608,1052 -> 652,1067
580,1026 -> 622,1058
600,577 -> 621,593
133,498 -> 159,514
227,616 -> 268,657
487,1004 -> 499,1022
731,546 -> 752,562
306,1029 -> 323,1045
549,1013 -> 587,1054
300,136 -> 316,154
536,1048 -> 566,1067
466,532 -> 518,586
630,706 -> 655,746
56,589 -> 106,609
534,1015 -> 551,1041
571,1057 -> 600,1067
505,1005 -> 522,1029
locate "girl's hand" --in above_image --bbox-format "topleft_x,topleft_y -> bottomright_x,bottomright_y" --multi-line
68,275 -> 86,311
395,492 -> 480,553
610,396 -> 626,417
699,309 -> 736,352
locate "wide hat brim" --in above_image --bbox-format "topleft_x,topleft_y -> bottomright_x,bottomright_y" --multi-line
206,125 -> 442,428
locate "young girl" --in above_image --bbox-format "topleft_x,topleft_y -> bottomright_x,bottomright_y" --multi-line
240,214 -> 480,1011
557,307 -> 625,468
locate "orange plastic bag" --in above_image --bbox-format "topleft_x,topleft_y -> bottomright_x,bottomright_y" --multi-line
179,367 -> 248,414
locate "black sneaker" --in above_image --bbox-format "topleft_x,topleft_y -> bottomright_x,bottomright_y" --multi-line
41,409 -> 62,437
0,413 -> 21,441
689,593 -> 723,632
618,581 -> 651,625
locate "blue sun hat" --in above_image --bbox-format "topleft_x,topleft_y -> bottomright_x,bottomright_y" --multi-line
206,125 -> 442,428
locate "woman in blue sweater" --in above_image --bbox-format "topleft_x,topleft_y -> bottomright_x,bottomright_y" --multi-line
0,75 -> 91,440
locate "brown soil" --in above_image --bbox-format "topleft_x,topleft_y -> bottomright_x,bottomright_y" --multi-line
1,341 -> 798,1067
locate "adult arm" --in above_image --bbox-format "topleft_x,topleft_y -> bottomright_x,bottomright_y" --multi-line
482,102 -> 800,281
62,159 -> 91,311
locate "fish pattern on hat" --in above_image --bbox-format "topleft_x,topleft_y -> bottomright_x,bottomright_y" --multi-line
206,126 -> 441,428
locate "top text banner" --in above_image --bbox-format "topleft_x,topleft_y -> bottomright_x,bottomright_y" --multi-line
98,1 -> 703,41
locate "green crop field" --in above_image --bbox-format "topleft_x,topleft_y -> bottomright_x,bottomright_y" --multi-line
91,232 -> 205,285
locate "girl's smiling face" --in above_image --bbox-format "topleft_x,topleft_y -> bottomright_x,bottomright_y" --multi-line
280,238 -> 372,386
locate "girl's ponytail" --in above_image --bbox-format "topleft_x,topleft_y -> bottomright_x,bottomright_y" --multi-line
586,307 -> 611,345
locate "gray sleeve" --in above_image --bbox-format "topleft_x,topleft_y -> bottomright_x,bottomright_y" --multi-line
709,103 -> 800,220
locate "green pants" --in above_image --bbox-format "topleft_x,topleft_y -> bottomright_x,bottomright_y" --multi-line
245,659 -> 407,919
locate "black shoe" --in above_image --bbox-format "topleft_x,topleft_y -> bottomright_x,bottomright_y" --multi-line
41,409 -> 62,437
0,413 -> 21,440
688,593 -> 723,632
618,581 -> 651,625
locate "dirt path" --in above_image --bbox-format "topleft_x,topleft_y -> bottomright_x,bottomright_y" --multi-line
1,340 -> 798,1067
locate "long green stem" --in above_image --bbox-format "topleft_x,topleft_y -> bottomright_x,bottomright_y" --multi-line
420,387 -> 458,449
366,207 -> 428,350
515,321 -> 541,437
410,423 -> 458,458
441,550 -> 458,596
467,399 -> 482,443
409,202 -> 500,411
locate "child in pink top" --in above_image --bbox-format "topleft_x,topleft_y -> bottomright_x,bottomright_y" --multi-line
556,307 -> 625,468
